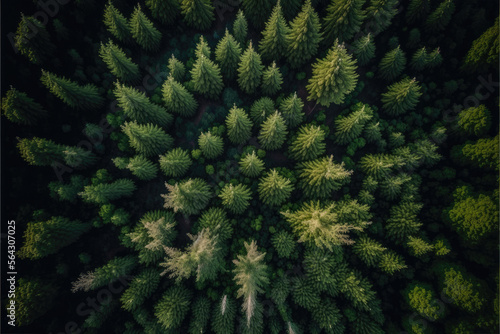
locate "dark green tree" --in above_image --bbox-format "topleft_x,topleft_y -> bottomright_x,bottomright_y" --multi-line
215,29 -> 242,80
196,207 -> 233,241
155,286 -> 192,330
233,10 -> 248,46
211,295 -> 236,334
258,111 -> 288,150
352,236 -> 386,267
159,148 -> 192,177
121,268 -> 161,311
79,179 -> 136,204
17,137 -> 64,166
250,97 -> 275,125
258,169 -> 293,206
271,230 -> 296,258
406,0 -> 430,24
237,41 -> 264,94
359,153 -> 394,179
385,201 -> 423,241
334,103 -> 373,145
130,5 -> 162,51
259,1 -> 290,61
322,0 -> 366,44
409,47 -> 428,71
103,1 -> 131,43
145,0 -> 180,25
181,0 -> 215,30
121,121 -> 174,156
457,105 -> 491,137
219,183 -> 252,214
379,251 -> 407,274
124,155 -> 158,181
289,124 -> 326,161
241,0 -> 277,29
239,151 -> 265,177
279,92 -> 304,128
226,105 -> 253,144
191,56 -> 224,99
365,0 -> 398,34
15,14 -> 55,64
99,41 -> 140,82
161,178 -> 211,215
381,77 -> 422,116
378,46 -> 406,81
261,62 -> 283,96
352,33 -> 376,66
189,297 -> 211,334
168,54 -> 186,82
162,75 -> 198,117
198,131 -> 224,159
14,278 -> 58,326
1,87 -> 47,125
425,0 -> 455,32
462,18 -> 499,71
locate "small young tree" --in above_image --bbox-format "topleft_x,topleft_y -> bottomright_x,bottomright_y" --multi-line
259,1 -> 290,61
381,78 -> 422,116
195,36 -> 211,59
261,62 -> 283,96
161,179 -> 211,215
2,87 -> 47,125
191,56 -> 224,99
122,121 -> 174,156
288,124 -> 326,161
159,148 -> 192,177
226,105 -> 253,144
237,42 -> 264,94
279,92 -> 304,128
180,0 -> 215,30
233,10 -> 248,46
359,153 -> 394,179
352,33 -> 376,66
409,47 -> 428,71
378,46 -> 406,81
379,251 -> 407,274
79,179 -> 136,204
219,183 -> 252,214
168,55 -> 186,82
215,29 -> 242,80
198,131 -> 224,159
162,75 -> 198,117
322,0 -> 366,44
15,14 -> 55,64
196,207 -> 233,241
258,169 -> 293,206
239,151 -> 265,177
334,103 -> 373,145
99,41 -> 140,82
145,0 -> 180,25
103,1 -> 131,43
258,111 -> 288,150
129,5 -> 162,51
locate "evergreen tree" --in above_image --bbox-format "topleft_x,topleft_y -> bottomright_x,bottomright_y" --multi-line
306,43 -> 359,107
457,105 -> 491,137
237,41 -> 264,94
286,0 -> 322,68
289,124 -> 326,161
279,92 -> 304,128
168,55 -> 186,82
365,0 -> 398,34
79,179 -> 136,204
17,137 -> 64,166
211,295 -> 236,334
258,111 -> 288,150
297,156 -> 352,198
219,183 -> 252,214
233,240 -> 270,326
410,47 -> 428,71
159,148 -> 192,177
99,41 -> 140,82
191,56 -> 224,99
406,0 -> 430,24
189,297 -> 212,334
322,0 -> 366,44
121,268 -> 161,311
378,46 -> 406,81
250,97 -> 275,125
19,216 -> 90,259
15,14 -> 55,64
425,0 -> 455,32
239,151 -> 265,177
379,173 -> 411,201
404,283 -> 444,321
427,47 -> 443,68
103,1 -> 131,43
181,0 -> 215,30
462,18 -> 499,71
241,0 -> 277,29
258,169 -> 293,206
162,75 -> 198,117
334,103 -> 373,145
195,36 -> 211,59
122,121 -> 174,157
413,139 -> 441,167
233,10 -> 248,46
2,87 -> 47,125
114,82 -> 173,127
381,78 -> 422,116
385,201 -> 423,241
271,230 -> 296,258
125,155 -> 158,180
352,236 -> 386,267
130,5 -> 162,51
259,1 -> 290,61
14,278 -> 58,326
407,236 -> 434,257
379,251 -> 407,274
292,276 -> 320,310
155,286 -> 192,330
161,178 -> 211,215
215,29 -> 242,81
352,33 -> 376,66
359,153 -> 394,179
145,0 -> 180,25
62,146 -> 98,169
312,299 -> 343,331
198,131 -> 224,159
49,175 -> 88,203
40,70 -> 104,110
452,135 -> 499,170
261,62 -> 283,96
226,105 -> 253,144
196,207 -> 233,241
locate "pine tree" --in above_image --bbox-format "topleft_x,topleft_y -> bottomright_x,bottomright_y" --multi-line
196,207 -> 233,241
312,299 -> 343,331
168,55 -> 186,82
79,179 -> 136,204
219,183 -> 252,214
215,29 -> 242,81
233,240 -> 270,326
306,43 -> 359,107
129,5 -> 162,52
381,77 -> 422,116
211,295 -> 236,334
15,14 -> 55,64
155,286 -> 192,330
404,283 -> 444,321
162,75 -> 198,117
385,201 -> 423,241
226,105 -> 253,144
62,146 -> 98,169
457,105 -> 491,137
15,278 -> 58,327
239,151 -> 265,177
258,111 -> 288,150
114,82 -> 173,127
191,56 -> 224,99
292,276 -> 320,310
352,33 -> 376,66
237,41 -> 264,94
189,297 -> 212,334
159,148 -> 192,177
103,1 -> 132,43
352,236 -> 386,267
379,251 -> 407,274
195,36 -> 211,59
323,0 -> 366,44
425,0 -> 455,32
334,103 -> 373,145
121,268 -> 161,311
462,18 -> 499,72
413,139 -> 441,167
380,173 -> 411,201
407,236 -> 434,257
289,124 -> 326,161
241,0 -> 277,29
233,10 -> 248,46
145,0 -> 180,25
406,0 -> 430,24
259,1 -> 290,61
378,46 -> 406,81
2,87 -> 47,125
279,92 -> 304,128
365,0 -> 398,34
49,175 -> 88,203
17,137 -> 64,166
261,62 -> 283,96
161,178 -> 211,215
258,169 -> 293,206
19,216 -> 90,259
297,156 -> 352,198
271,230 -> 296,258
286,0 -> 322,68
125,155 -> 158,180
99,41 -> 139,82
452,135 -> 499,170
339,271 -> 377,311
40,70 -> 104,110
250,97 -> 275,125
359,153 -> 394,179
409,47 -> 428,71
122,121 -> 174,157
198,131 -> 224,159
427,47 -> 443,68
181,0 -> 215,30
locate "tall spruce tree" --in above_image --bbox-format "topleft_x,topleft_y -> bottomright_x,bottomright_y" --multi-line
2,87 -> 47,125
191,56 -> 224,99
259,1 -> 290,61
162,75 -> 198,117
129,5 -> 162,51
198,131 -> 224,159
195,36 -> 211,59
145,0 -> 180,25
219,183 -> 252,214
258,169 -> 293,206
288,124 -> 326,161
99,41 -> 140,82
125,155 -> 159,181
250,97 -> 275,125
120,268 -> 161,312
378,46 -> 406,81
352,33 -> 376,65
215,29 -> 242,81
425,0 -> 455,32
322,0 -> 366,44
381,77 -> 422,116
15,14 -> 55,64
334,103 -> 373,145
237,41 -> 264,94
233,10 -> 249,46
261,62 -> 283,96
279,92 -> 304,128
181,0 -> 215,30
103,1 -> 132,43
211,295 -> 236,334
159,148 -> 192,177
239,151 -> 265,177
161,178 -> 211,215
121,121 -> 174,157
241,0 -> 277,29
168,55 -> 186,82
79,179 -> 136,204
154,286 -> 192,330
365,0 -> 399,34
226,105 -> 253,144
258,111 -> 288,150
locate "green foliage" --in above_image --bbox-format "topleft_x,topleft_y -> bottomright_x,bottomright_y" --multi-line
292,276 -> 320,310
323,0 -> 366,44
279,92 -> 305,128
259,1 -> 290,61
191,55 -> 224,99
359,153 -> 394,180
307,43 -> 359,106
261,62 -> 283,96
381,78 -> 422,116
352,33 -> 376,66
404,283 -> 444,321
379,251 -> 407,274
125,155 -> 158,180
238,42 -> 264,94
407,236 -> 434,257
49,175 -> 88,202
161,178 -> 211,215
146,0 -> 180,25
79,179 -> 136,204
406,0 -> 430,24
241,0 -> 276,29
155,285 -> 192,330
215,29 -> 242,80
289,124 -> 326,161
226,105 -> 253,144
233,10 -> 248,46
378,46 -> 406,81
162,75 -> 198,117
1,87 -> 47,125
199,131 -> 224,159
211,295 -> 236,334
311,298 -> 343,332
334,103 -> 373,145
410,47 -> 429,71
353,236 -> 386,267
121,268 -> 161,311
385,201 -> 423,241
457,105 -> 491,137
168,55 -> 185,82
258,111 -> 288,150
103,1 -> 131,43
159,148 -> 192,177
258,169 -> 293,206
17,137 -> 63,166
239,151 -> 265,177
14,278 -> 57,326
122,121 -> 174,156
271,230 -> 296,258
219,183 -> 252,214
181,0 -> 215,30
380,173 -> 411,201
197,207 -> 233,241
129,5 -> 162,51
365,0 -> 398,34
452,135 -> 499,170
189,297 -> 211,334
99,41 -> 139,82
463,18 -> 499,71
250,97 -> 275,125
425,0 -> 455,32
15,15 -> 55,64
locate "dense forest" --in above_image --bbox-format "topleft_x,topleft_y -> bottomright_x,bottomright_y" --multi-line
1,0 -> 499,333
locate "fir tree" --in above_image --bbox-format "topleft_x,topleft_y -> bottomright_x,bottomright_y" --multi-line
289,124 -> 326,161
189,297 -> 212,334
378,46 -> 406,81
365,0 -> 399,34
40,70 -> 104,110
159,148 -> 192,177
292,276 -> 320,310
427,47 -> 443,68
211,295 -> 236,334
15,278 -> 58,326
410,47 -> 428,71
258,111 -> 288,150
271,230 -> 296,258
241,0 -> 277,29
155,286 -> 192,330
258,169 -> 293,206
413,139 -> 441,167
215,29 -> 242,81
49,175 -> 88,203
250,97 -> 275,125
15,14 -> 55,64
457,105 -> 491,137
322,0 -> 366,44
114,82 -> 173,127
162,75 -> 198,117
161,178 -> 211,215
297,155 -> 352,198
198,131 -> 224,159
359,153 -> 394,179
79,179 -> 136,204
452,135 -> 499,170
425,0 -> 455,32
352,33 -> 376,66
219,183 -> 252,214
306,43 -> 359,107
62,146 -> 98,169
407,236 -> 434,257
196,207 -> 233,241
17,137 -> 64,166
181,0 -> 215,30
237,41 -> 264,94
129,5 -> 161,51
99,41 -> 140,82
239,151 -> 265,177
286,0 -> 322,68
19,216 -> 90,259
122,121 -> 174,157
279,92 -> 304,128
259,1 -> 290,61
385,201 -> 423,241
191,56 -> 224,99
462,18 -> 499,72
406,0 -> 430,24
125,155 -> 158,180
379,173 -> 411,201
261,62 -> 283,96
226,105 -> 253,144
195,36 -> 211,59
2,87 -> 47,125
352,236 -> 386,267
121,268 -> 161,311
145,0 -> 180,25
379,251 -> 407,274
168,55 -> 186,82
404,283 -> 444,321
334,103 -> 373,145
103,1 -> 132,43
233,10 -> 248,46
381,77 -> 422,116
